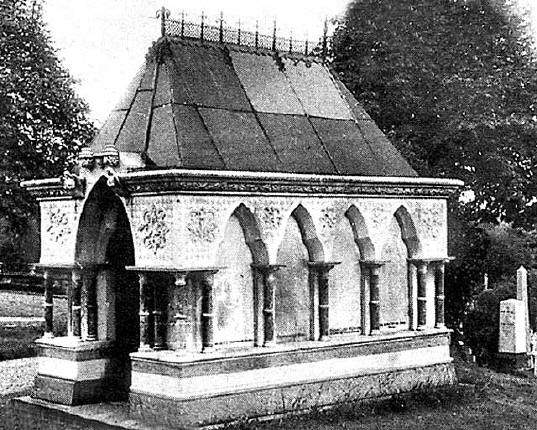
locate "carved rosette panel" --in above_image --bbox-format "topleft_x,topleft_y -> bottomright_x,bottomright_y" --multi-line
416,202 -> 443,239
46,207 -> 72,245
319,207 -> 339,232
186,206 -> 218,243
360,201 -> 392,234
255,205 -> 284,239
138,204 -> 171,255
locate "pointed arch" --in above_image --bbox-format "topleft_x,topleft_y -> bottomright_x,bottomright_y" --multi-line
394,205 -> 421,258
290,204 -> 324,261
75,176 -> 135,266
345,205 -> 375,260
231,204 -> 269,265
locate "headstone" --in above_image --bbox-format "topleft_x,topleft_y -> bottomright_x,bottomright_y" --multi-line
499,299 -> 527,354
517,266 -> 531,350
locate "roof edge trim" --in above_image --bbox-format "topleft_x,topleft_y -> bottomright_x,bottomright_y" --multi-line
119,168 -> 463,188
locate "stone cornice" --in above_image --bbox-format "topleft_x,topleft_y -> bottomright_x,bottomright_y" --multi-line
21,174 -> 86,201
119,169 -> 463,198
21,169 -> 463,200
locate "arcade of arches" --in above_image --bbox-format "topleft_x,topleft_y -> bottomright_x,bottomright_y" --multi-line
38,191 -> 448,357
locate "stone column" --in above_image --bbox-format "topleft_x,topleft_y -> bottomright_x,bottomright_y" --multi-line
200,272 -> 215,352
361,261 -> 385,335
71,269 -> 82,338
434,262 -> 446,329
309,263 -> 338,341
416,261 -> 428,330
138,272 -> 152,351
152,281 -> 167,351
43,270 -> 54,338
173,273 -> 187,320
82,268 -> 98,341
254,265 -> 282,346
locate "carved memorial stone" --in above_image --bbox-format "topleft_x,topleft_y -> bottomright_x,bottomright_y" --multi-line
499,299 -> 527,354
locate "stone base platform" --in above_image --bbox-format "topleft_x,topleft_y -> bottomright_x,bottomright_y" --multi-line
19,330 -> 456,428
128,330 -> 456,427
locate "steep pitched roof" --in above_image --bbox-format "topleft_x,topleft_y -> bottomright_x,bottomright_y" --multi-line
90,37 -> 417,177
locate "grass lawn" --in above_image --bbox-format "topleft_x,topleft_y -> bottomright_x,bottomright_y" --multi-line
0,291 -> 67,360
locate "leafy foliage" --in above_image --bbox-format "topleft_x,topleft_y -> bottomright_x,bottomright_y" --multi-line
332,0 -> 537,227
0,0 -> 95,262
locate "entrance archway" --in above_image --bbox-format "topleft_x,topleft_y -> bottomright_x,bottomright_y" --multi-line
74,177 -> 138,396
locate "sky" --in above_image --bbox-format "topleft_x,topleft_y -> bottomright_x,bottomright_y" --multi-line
43,0 -> 351,125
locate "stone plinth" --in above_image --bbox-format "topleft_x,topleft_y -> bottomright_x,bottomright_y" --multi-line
128,330 -> 455,427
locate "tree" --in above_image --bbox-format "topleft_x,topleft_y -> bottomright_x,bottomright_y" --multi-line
0,0 -> 95,264
332,0 -> 537,228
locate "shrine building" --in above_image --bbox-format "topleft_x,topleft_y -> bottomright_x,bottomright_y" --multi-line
21,12 -> 462,427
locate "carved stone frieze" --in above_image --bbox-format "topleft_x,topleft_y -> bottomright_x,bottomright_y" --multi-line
416,203 -> 443,239
120,174 -> 459,198
138,204 -> 171,254
186,206 -> 218,243
46,207 -> 71,244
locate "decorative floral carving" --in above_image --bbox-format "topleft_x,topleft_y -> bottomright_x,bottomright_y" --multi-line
320,207 -> 339,231
416,203 -> 443,239
138,205 -> 170,254
187,206 -> 218,243
361,203 -> 390,232
255,206 -> 283,237
46,208 -> 71,244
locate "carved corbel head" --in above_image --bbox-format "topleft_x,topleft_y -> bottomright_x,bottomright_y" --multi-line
78,147 -> 94,170
61,170 -> 85,199
102,145 -> 120,168
104,167 -> 130,198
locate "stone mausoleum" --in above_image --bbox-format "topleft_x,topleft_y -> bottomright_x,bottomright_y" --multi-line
21,13 -> 462,427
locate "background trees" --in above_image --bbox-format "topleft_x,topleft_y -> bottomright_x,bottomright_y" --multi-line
332,0 -> 537,336
0,0 -> 95,264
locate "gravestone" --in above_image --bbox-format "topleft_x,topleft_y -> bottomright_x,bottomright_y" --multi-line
517,266 -> 531,351
499,299 -> 527,354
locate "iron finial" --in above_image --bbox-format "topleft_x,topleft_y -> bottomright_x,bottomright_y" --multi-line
156,6 -> 171,37
322,17 -> 329,58
272,19 -> 277,51
255,20 -> 259,49
200,11 -> 206,41
219,11 -> 224,43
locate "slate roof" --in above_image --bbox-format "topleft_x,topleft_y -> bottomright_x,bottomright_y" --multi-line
90,37 -> 417,177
